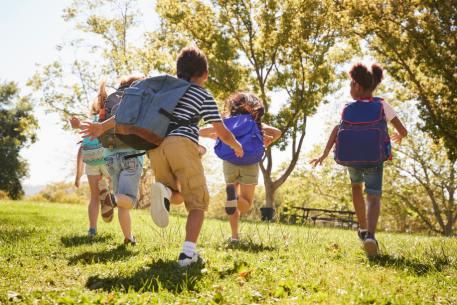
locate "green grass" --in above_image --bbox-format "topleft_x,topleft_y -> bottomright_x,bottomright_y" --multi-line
0,201 -> 456,304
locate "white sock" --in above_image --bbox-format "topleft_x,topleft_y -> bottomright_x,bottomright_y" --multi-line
182,241 -> 196,257
163,185 -> 172,200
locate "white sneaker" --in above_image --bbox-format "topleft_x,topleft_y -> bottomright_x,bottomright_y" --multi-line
150,182 -> 170,228
178,252 -> 201,267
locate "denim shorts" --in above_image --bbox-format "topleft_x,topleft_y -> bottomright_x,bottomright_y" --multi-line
347,164 -> 384,196
105,152 -> 143,207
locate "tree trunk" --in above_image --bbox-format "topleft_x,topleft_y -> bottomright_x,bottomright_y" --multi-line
264,179 -> 276,208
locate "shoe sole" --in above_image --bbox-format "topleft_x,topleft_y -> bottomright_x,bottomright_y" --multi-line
100,190 -> 114,223
150,183 -> 169,228
364,239 -> 379,257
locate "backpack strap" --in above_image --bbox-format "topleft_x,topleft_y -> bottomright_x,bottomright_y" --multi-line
159,108 -> 201,127
123,152 -> 146,160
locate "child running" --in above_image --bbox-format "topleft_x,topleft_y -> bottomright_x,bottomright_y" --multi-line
310,63 -> 407,257
200,92 -> 281,242
81,47 -> 243,266
79,76 -> 145,245
71,81 -> 110,239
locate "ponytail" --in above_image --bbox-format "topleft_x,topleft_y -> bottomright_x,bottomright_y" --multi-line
371,64 -> 383,90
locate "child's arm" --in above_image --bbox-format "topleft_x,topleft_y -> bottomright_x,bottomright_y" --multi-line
199,125 -> 218,140
75,145 -> 84,188
211,121 -> 244,157
390,117 -> 408,144
80,116 -> 115,139
310,125 -> 338,167
262,123 -> 282,147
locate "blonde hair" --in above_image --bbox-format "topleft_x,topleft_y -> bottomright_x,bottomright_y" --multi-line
89,80 -> 108,115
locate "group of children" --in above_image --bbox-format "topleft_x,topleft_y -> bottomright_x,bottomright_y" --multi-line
72,46 -> 407,266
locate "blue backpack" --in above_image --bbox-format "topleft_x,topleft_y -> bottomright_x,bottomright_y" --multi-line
114,75 -> 194,150
214,114 -> 264,165
334,97 -> 391,167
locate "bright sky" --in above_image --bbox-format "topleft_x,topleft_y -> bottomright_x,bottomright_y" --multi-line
1,0 -> 346,192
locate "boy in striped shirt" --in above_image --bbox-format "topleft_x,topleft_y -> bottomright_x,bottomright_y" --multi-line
148,47 -> 243,267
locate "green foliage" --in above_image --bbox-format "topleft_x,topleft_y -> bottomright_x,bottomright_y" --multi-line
343,0 -> 457,161
0,81 -> 37,199
0,201 -> 456,304
28,0 -> 143,124
384,120 -> 457,236
153,0 -> 351,207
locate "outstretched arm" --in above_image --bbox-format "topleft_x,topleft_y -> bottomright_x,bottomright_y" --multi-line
211,121 -> 244,158
390,117 -> 408,145
80,116 -> 115,139
309,125 -> 338,167
199,125 -> 217,140
262,123 -> 282,147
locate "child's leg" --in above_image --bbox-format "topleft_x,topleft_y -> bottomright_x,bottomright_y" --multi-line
366,195 -> 381,234
229,184 -> 256,239
185,209 -> 205,243
229,209 -> 241,240
351,183 -> 368,230
87,174 -> 101,230
363,165 -> 383,235
237,184 -> 256,213
118,207 -> 132,239
348,167 -> 368,230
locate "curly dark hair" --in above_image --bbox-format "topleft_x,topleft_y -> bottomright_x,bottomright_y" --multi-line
225,92 -> 264,130
349,63 -> 384,91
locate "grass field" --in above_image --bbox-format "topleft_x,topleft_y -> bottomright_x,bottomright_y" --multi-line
0,200 -> 456,304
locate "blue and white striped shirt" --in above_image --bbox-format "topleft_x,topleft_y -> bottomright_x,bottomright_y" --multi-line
168,84 -> 221,144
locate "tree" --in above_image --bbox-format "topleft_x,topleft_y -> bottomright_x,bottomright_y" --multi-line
384,124 -> 456,236
151,0 -> 350,210
344,0 -> 457,161
0,82 -> 38,199
28,0 -> 143,121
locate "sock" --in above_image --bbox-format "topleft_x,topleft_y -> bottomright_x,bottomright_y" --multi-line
163,185 -> 172,200
182,241 -> 196,257
88,228 -> 96,235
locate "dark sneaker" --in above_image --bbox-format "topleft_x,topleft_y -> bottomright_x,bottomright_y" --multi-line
100,191 -> 116,223
363,233 -> 379,257
178,252 -> 202,267
124,236 -> 137,246
227,237 -> 240,246
357,229 -> 368,241
225,184 -> 237,215
88,228 -> 97,239
150,182 -> 171,228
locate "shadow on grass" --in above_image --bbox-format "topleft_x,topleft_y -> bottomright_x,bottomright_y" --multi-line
68,245 -> 137,265
369,253 -> 451,276
225,239 -> 277,253
61,234 -> 113,247
0,228 -> 36,244
86,259 -> 205,293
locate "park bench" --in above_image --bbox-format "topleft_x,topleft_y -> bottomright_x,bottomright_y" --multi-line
281,206 -> 358,229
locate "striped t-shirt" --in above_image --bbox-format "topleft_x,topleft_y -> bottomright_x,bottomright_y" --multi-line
168,84 -> 222,143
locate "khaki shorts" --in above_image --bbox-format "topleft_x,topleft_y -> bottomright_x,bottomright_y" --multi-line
223,161 -> 259,185
148,136 -> 210,211
85,163 -> 110,177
